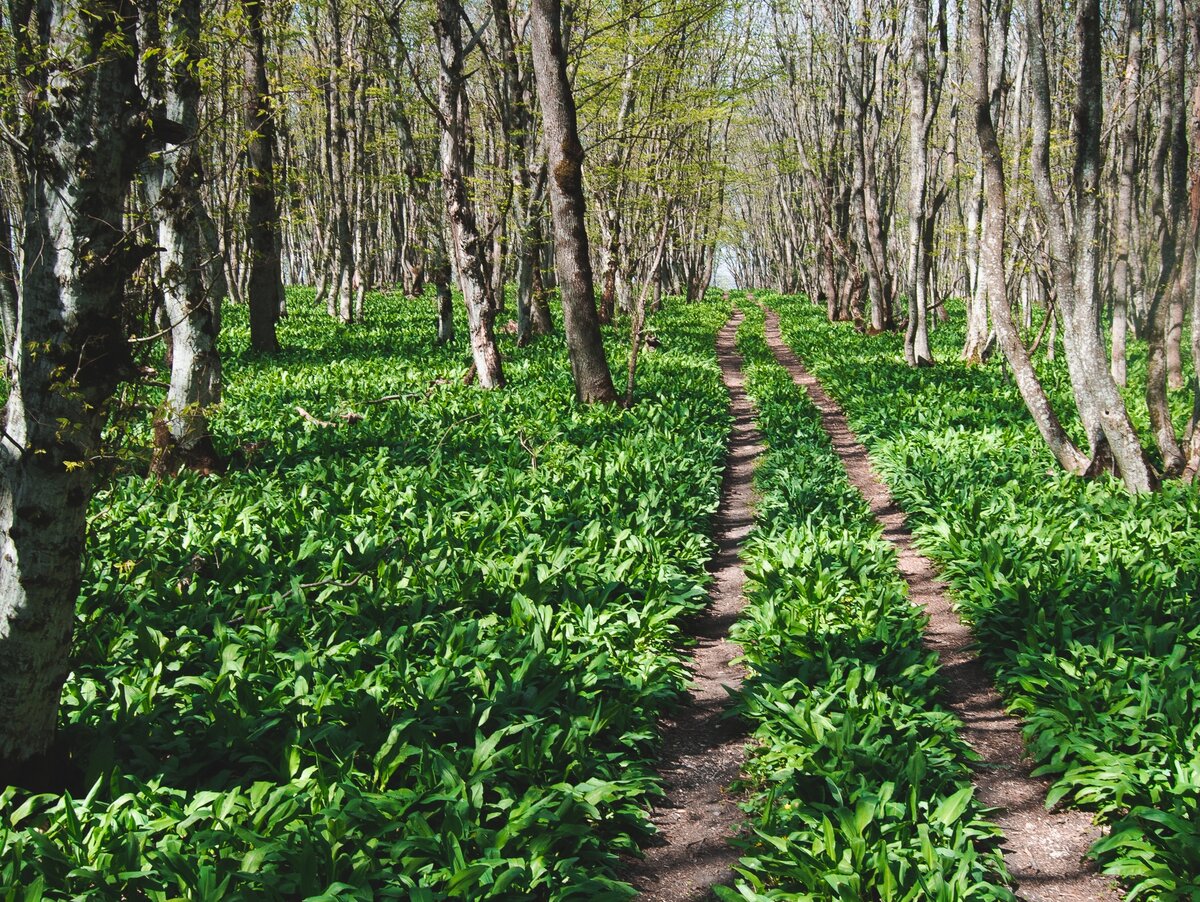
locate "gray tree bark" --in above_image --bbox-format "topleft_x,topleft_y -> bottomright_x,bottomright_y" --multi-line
970,0 -> 1087,477
0,0 -> 147,769
436,0 -> 505,388
1111,0 -> 1143,387
1027,0 -> 1155,491
144,0 -> 225,475
904,0 -> 933,367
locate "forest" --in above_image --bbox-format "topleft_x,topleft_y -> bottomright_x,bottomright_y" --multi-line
0,0 -> 1197,898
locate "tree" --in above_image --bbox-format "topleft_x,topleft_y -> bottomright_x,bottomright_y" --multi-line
903,0 -> 935,367
0,0 -> 152,769
144,0 -> 226,475
530,0 -> 618,404
436,0 -> 505,388
969,0 -> 1087,476
1026,0 -> 1154,491
1110,0 -> 1144,387
244,0 -> 284,352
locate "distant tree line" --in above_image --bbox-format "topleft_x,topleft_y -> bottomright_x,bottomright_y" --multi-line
734,0 -> 1200,492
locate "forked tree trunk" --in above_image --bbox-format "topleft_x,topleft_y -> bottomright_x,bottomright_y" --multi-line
244,0 -> 283,353
145,0 -> 225,476
971,0 -> 1087,477
0,0 -> 147,769
530,0 -> 617,404
436,0 -> 504,388
1027,0 -> 1154,491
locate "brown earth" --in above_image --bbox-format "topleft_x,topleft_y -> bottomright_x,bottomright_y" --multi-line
760,305 -> 1121,902
622,309 -> 764,900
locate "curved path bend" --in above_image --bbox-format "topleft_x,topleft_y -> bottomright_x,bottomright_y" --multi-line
761,305 -> 1120,902
624,309 -> 762,900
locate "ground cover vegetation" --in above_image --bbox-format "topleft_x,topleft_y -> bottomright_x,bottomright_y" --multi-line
0,290 -> 731,898
719,302 -> 1013,901
3,0 -> 1200,895
768,292 -> 1200,899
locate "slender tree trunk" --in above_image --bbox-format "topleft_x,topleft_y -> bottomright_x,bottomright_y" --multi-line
1143,0 -> 1188,473
971,0 -> 1087,476
1111,1 -> 1143,386
433,247 -> 456,345
0,191 -> 17,368
244,0 -> 282,352
905,0 -> 933,366
624,211 -> 673,406
1028,0 -> 1154,490
963,0 -> 1008,362
145,0 -> 225,476
326,3 -> 356,324
528,188 -> 554,335
436,0 -> 504,387
1183,11 -> 1200,472
0,0 -> 147,770
530,0 -> 617,404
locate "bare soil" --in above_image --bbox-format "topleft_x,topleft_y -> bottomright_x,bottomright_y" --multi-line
761,306 -> 1121,902
622,309 -> 763,900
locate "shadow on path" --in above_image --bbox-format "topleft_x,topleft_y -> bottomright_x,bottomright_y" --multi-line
622,310 -> 764,901
760,305 -> 1120,902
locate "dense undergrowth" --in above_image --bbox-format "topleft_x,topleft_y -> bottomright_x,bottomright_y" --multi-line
768,292 -> 1200,899
720,304 -> 1012,901
0,290 -> 730,900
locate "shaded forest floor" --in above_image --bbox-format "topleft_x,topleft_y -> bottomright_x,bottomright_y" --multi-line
757,303 -> 1116,901
1,290 -> 1196,899
753,294 -> 1200,900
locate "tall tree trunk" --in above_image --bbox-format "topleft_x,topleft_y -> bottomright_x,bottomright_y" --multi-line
390,78 -> 453,345
145,0 -> 225,476
325,0 -> 356,324
1111,0 -> 1143,386
597,22 -> 637,326
436,0 -> 504,388
1183,10 -> 1200,472
905,0 -> 933,366
244,0 -> 283,352
527,183 -> 554,335
530,0 -> 617,404
433,246 -> 456,345
0,0 -> 147,770
963,0 -> 1008,362
1027,0 -> 1155,491
971,0 -> 1087,476
0,190 -> 17,368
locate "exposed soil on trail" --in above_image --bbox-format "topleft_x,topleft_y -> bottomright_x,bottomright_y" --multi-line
760,306 -> 1120,902
622,309 -> 763,901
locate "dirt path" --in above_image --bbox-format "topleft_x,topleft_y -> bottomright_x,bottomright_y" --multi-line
624,309 -> 763,901
760,307 -> 1120,902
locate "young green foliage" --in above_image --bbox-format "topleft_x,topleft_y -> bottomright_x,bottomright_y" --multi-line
768,292 -> 1200,899
719,303 -> 1013,900
0,290 -> 730,899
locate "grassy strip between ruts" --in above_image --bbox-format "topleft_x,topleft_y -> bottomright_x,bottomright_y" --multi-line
0,290 -> 730,900
718,303 -> 1013,901
768,292 -> 1200,899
